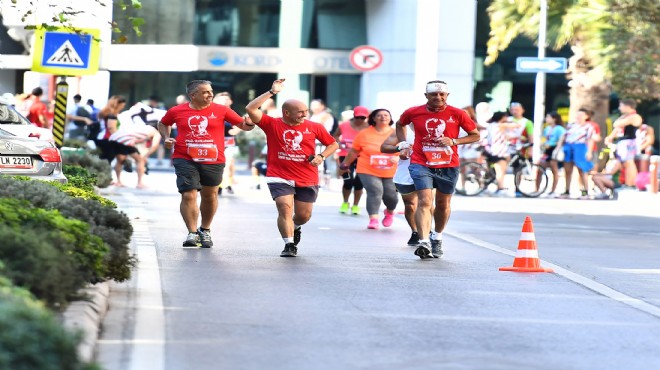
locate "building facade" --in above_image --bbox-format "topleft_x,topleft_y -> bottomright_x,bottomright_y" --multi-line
1,0 -> 479,119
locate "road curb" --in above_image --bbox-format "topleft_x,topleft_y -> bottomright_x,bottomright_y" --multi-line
61,281 -> 110,363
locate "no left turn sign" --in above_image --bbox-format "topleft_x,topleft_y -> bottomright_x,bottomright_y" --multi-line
349,45 -> 383,72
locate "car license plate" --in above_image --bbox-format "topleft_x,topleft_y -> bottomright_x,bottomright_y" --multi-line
0,156 -> 33,169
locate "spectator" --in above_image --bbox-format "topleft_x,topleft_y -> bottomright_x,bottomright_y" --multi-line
635,123 -> 655,172
540,111 -> 566,197
611,99 -> 643,187
561,108 -> 595,198
65,94 -> 93,140
95,95 -> 127,164
591,151 -> 622,200
26,87 -> 49,129
483,112 -> 511,194
509,102 -> 534,156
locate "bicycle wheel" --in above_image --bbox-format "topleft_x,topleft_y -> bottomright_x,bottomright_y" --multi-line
514,162 -> 549,197
456,161 -> 489,196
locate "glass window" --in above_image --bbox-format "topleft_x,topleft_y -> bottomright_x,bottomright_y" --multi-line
302,0 -> 366,49
194,0 -> 280,47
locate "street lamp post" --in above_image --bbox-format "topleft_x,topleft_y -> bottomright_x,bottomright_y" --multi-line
532,0 -> 548,164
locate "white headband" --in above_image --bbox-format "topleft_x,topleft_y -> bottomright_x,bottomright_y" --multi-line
426,82 -> 448,93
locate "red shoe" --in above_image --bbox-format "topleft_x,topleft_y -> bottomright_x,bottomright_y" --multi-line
382,209 -> 394,227
367,218 -> 379,229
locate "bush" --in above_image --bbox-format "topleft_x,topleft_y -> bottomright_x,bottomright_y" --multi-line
0,276 -> 100,370
62,152 -> 112,188
0,199 -> 108,307
63,165 -> 97,192
0,177 -> 136,283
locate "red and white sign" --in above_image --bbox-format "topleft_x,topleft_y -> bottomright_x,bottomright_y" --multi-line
349,45 -> 383,72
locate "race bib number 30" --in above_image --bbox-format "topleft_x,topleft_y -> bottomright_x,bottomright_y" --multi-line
423,146 -> 452,166
187,143 -> 219,162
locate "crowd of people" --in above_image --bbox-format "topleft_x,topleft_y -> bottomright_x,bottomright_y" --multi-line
7,80 -> 657,259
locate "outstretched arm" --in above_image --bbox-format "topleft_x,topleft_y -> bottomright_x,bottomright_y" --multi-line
246,79 -> 285,124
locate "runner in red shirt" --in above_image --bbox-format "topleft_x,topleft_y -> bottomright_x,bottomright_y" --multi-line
26,87 -> 50,129
245,78 -> 339,257
396,80 -> 480,259
158,80 -> 254,248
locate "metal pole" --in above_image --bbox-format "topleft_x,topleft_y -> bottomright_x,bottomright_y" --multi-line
532,0 -> 548,164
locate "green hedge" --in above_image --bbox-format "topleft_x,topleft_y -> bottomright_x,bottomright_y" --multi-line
61,151 -> 112,188
0,199 -> 108,307
0,177 -> 135,284
0,275 -> 99,370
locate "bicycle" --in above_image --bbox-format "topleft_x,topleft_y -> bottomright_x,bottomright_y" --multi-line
455,143 -> 549,197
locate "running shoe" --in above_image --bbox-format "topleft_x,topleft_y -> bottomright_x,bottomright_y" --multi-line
197,228 -> 213,248
339,202 -> 350,214
280,243 -> 298,257
182,232 -> 200,247
431,239 -> 443,258
382,209 -> 394,227
293,226 -> 302,246
414,242 -> 433,259
407,232 -> 420,246
351,205 -> 361,215
367,218 -> 379,229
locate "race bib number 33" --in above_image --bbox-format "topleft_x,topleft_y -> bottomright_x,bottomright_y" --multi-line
187,143 -> 219,162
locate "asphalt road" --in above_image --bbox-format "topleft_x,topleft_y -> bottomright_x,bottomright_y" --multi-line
97,170 -> 660,370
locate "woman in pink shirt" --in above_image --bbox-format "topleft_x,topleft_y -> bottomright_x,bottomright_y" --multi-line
332,106 -> 370,215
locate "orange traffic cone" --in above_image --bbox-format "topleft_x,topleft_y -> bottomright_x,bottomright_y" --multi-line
499,216 -> 553,273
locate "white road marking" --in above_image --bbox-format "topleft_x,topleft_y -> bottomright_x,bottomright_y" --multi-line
447,230 -> 660,319
123,193 -> 165,370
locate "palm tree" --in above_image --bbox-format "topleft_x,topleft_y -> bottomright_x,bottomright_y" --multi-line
485,0 -> 623,128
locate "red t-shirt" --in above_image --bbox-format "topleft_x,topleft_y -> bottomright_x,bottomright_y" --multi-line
258,114 -> 335,187
27,99 -> 48,127
398,104 -> 476,168
160,103 -> 243,164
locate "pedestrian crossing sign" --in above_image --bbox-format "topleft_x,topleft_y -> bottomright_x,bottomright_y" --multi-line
31,28 -> 101,76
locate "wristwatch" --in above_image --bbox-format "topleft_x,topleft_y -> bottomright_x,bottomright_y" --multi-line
269,89 -> 277,95
318,154 -> 325,160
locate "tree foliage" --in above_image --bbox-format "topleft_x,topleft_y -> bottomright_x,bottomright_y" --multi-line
4,0 -> 143,43
485,0 -> 659,102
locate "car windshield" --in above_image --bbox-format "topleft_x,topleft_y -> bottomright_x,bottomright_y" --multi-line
0,103 -> 31,125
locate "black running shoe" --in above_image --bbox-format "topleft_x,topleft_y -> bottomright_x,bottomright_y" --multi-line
414,242 -> 433,259
293,227 -> 302,246
431,239 -> 443,258
280,243 -> 297,257
407,231 -> 419,246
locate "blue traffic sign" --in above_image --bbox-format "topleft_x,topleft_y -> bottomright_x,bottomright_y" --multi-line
42,32 -> 91,69
516,57 -> 568,73
32,28 -> 100,75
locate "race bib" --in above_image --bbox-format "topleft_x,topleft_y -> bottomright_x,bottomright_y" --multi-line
187,143 -> 219,162
224,137 -> 236,147
423,146 -> 452,166
370,154 -> 394,170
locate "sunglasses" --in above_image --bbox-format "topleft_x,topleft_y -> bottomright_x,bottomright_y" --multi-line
354,116 -> 367,120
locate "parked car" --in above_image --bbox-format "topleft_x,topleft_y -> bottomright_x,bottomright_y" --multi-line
0,127 -> 67,183
0,96 -> 54,142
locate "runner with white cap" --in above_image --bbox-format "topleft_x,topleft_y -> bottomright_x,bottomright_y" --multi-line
395,80 -> 480,259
